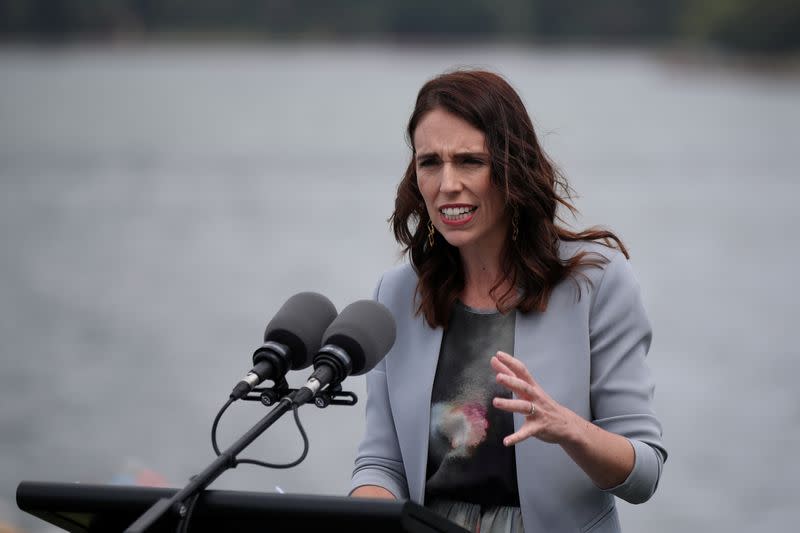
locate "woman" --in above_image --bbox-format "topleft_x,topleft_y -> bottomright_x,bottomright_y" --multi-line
350,70 -> 666,533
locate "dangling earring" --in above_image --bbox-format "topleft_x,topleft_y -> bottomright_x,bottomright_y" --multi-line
427,219 -> 436,248
512,210 -> 519,242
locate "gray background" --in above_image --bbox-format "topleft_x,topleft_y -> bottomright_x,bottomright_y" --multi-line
1,44 -> 798,531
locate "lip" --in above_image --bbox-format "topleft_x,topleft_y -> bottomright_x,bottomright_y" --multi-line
438,204 -> 477,227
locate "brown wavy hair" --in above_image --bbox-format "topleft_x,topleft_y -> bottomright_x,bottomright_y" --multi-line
390,70 -> 628,328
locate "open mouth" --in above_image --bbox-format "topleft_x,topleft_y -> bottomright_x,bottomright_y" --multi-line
440,206 -> 477,222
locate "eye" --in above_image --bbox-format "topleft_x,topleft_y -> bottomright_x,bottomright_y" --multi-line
462,157 -> 486,166
418,157 -> 440,168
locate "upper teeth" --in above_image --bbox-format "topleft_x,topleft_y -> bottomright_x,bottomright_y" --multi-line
441,206 -> 474,216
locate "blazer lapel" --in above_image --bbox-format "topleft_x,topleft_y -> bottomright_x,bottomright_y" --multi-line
387,314 -> 442,504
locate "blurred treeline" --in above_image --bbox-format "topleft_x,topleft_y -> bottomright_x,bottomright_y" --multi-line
1,0 -> 798,55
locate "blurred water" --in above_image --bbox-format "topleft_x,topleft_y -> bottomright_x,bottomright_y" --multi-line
1,44 -> 798,532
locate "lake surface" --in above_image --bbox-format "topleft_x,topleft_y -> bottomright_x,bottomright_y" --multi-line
1,43 -> 798,532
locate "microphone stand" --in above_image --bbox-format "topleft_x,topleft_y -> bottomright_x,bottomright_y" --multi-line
123,381 -> 358,533
124,396 -> 295,533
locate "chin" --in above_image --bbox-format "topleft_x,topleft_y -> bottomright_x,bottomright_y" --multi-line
440,233 -> 473,249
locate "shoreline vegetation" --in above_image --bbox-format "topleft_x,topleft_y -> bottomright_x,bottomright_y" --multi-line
1,1 -> 799,76
1,0 -> 798,59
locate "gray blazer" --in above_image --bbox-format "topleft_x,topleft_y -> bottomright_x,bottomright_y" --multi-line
351,242 -> 666,532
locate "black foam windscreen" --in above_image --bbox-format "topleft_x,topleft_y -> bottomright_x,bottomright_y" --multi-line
263,292 -> 338,369
321,300 -> 396,375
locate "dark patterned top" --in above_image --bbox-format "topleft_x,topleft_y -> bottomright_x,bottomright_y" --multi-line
425,301 -> 519,507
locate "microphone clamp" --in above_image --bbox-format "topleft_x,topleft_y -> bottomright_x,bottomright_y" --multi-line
311,384 -> 357,408
242,377 -> 358,409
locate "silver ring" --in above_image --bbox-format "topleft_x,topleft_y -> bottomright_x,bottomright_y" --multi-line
528,401 -> 536,416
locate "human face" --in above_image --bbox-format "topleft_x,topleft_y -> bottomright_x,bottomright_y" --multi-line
413,108 -> 509,256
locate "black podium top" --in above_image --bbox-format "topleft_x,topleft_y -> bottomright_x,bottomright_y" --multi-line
17,481 -> 468,533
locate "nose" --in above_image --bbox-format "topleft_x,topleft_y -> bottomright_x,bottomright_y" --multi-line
440,162 -> 463,193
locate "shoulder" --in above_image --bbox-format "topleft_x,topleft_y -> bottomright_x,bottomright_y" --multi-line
557,239 -> 620,265
378,261 -> 417,286
373,262 -> 418,312
557,239 -> 641,303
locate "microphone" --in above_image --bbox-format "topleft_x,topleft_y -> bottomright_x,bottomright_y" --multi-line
230,292 -> 337,400
293,300 -> 396,406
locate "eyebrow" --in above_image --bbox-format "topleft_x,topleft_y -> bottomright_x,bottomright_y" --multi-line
415,151 -> 490,161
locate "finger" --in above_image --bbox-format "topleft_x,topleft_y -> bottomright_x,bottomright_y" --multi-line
496,351 -> 538,386
495,372 -> 537,399
495,351 -> 532,380
502,426 -> 536,447
492,397 -> 537,415
490,355 -> 515,377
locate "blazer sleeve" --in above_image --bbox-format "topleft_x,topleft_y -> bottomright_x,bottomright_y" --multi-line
588,251 -> 667,504
349,275 -> 410,499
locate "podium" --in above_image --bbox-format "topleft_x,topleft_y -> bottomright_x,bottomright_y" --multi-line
17,481 -> 468,532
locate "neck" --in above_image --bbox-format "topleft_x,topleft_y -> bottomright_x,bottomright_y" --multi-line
459,243 -> 510,309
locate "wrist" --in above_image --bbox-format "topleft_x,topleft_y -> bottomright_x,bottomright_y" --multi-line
558,407 -> 590,449
350,485 -> 396,500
